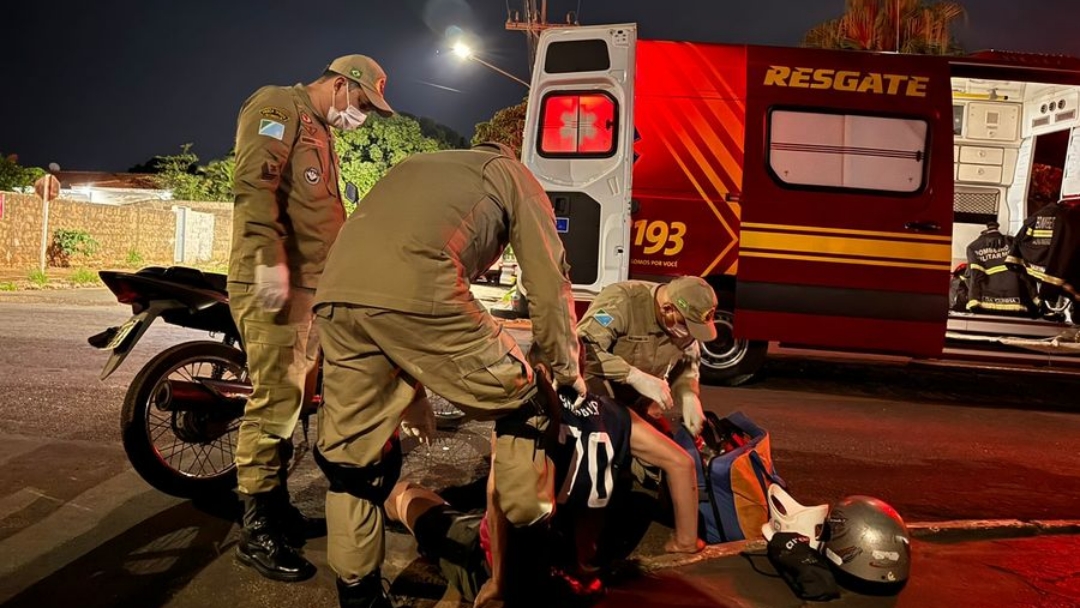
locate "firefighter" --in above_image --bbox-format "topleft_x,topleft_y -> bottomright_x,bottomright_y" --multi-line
965,221 -> 1038,315
311,142 -> 585,607
577,276 -> 717,438
227,54 -> 394,583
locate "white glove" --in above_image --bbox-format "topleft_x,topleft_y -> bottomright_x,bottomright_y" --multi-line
400,392 -> 437,445
254,263 -> 289,313
556,376 -> 588,412
679,391 -> 705,437
625,366 -> 674,410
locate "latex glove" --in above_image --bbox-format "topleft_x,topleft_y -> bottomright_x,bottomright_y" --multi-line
679,391 -> 705,437
400,393 -> 437,445
556,375 -> 589,412
625,366 -> 674,410
254,263 -> 289,313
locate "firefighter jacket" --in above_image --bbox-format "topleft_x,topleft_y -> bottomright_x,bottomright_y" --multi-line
229,85 -> 344,288
1038,201 -> 1080,303
315,149 -> 581,389
577,281 -> 701,402
966,226 -> 1037,315
1006,202 -> 1061,283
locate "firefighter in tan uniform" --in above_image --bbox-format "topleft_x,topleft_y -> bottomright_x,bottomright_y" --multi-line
228,55 -> 393,583
312,142 -> 585,607
577,276 -> 718,437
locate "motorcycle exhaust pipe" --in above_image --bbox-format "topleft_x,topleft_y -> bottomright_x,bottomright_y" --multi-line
154,379 -> 251,416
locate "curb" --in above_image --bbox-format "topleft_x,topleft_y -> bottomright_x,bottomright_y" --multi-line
637,519 -> 1080,573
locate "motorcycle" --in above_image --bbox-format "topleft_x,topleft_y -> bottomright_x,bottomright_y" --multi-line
89,265 -> 477,499
89,265 -> 262,498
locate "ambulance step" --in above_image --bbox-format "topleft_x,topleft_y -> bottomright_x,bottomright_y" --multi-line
946,311 -> 1070,340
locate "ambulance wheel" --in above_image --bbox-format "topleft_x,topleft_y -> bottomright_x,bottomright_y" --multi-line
699,312 -> 767,386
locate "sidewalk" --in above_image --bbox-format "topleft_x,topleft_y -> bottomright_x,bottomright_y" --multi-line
601,530 -> 1080,607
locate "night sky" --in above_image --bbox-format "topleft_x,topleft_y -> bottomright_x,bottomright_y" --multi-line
3,0 -> 1080,172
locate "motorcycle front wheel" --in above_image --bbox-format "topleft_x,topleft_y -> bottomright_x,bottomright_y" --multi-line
121,341 -> 246,498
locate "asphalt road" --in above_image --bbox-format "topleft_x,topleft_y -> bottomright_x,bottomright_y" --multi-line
1,288 -> 1079,607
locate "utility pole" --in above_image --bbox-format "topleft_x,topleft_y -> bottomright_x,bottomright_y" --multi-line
505,1 -> 579,74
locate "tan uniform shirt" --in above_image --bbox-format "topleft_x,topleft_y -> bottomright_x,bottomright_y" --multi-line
315,149 -> 581,387
229,84 -> 344,288
578,281 -> 701,398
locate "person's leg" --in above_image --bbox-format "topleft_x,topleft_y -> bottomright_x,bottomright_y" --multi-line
474,438 -> 507,608
626,408 -> 704,554
383,481 -> 491,603
228,282 -> 318,581
316,305 -> 417,607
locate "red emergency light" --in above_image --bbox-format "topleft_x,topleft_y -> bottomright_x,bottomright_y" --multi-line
539,92 -> 617,156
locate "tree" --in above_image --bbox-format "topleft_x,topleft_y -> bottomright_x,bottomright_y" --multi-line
402,113 -> 469,150
334,114 -> 448,213
151,144 -> 235,202
0,153 -> 45,192
472,99 -> 528,156
803,0 -> 965,55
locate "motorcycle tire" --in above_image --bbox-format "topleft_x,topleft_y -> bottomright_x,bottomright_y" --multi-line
121,340 -> 246,498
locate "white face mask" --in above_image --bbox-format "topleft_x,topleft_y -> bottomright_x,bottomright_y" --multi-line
667,320 -> 691,340
662,305 -> 691,340
327,83 -> 368,131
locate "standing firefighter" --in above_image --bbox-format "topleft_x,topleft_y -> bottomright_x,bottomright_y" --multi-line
312,142 -> 585,607
228,55 -> 394,582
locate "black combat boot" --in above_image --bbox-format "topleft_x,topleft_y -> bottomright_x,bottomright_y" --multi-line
235,492 -> 317,582
336,571 -> 395,608
271,484 -> 327,547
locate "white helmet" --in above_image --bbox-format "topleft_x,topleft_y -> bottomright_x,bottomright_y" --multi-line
761,485 -> 830,550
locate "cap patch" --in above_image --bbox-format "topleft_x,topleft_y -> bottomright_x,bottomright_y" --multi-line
350,68 -> 362,78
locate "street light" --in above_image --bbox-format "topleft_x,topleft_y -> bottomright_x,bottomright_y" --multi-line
451,42 -> 530,89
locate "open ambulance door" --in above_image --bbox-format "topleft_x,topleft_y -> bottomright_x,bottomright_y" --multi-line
735,47 -> 955,356
522,24 -> 637,297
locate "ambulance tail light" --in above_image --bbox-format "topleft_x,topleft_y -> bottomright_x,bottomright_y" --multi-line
538,92 -> 618,157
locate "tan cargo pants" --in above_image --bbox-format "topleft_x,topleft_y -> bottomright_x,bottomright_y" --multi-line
228,282 -> 320,495
315,303 -> 554,583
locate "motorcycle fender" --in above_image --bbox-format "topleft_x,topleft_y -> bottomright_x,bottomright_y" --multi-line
97,301 -> 177,380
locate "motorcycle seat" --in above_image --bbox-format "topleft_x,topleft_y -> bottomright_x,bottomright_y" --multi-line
137,266 -> 228,295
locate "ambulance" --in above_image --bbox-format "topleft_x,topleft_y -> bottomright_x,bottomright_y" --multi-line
518,23 -> 1080,385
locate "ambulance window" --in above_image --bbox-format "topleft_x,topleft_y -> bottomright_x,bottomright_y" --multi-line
538,92 -> 618,157
767,109 -> 929,194
544,40 -> 611,74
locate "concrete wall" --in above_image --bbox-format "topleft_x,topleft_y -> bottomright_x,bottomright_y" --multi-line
0,193 -> 232,270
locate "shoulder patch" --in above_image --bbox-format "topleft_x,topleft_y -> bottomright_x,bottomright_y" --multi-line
594,309 -> 614,327
260,107 -> 289,122
258,119 -> 285,141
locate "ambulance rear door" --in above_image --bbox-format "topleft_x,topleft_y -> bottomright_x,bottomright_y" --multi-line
735,47 -> 955,356
522,23 -> 637,295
